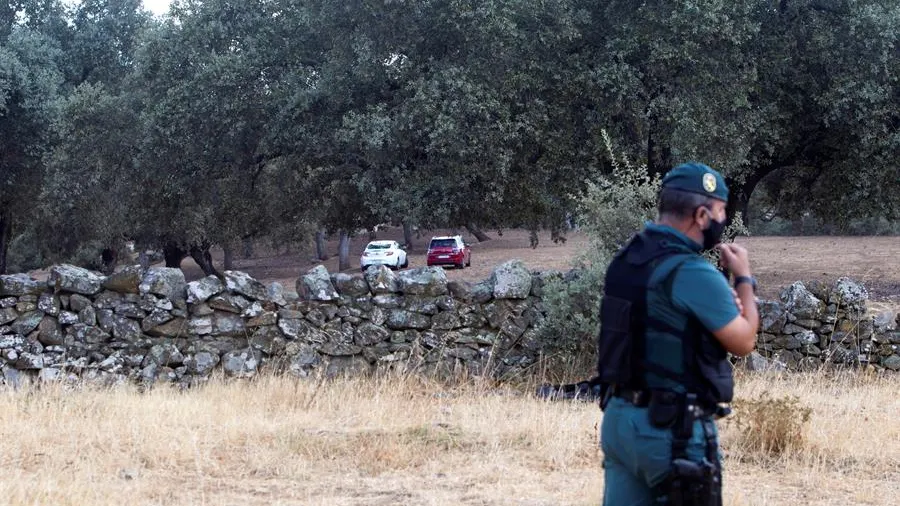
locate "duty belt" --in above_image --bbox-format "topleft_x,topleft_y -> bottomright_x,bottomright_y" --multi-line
612,387 -> 731,420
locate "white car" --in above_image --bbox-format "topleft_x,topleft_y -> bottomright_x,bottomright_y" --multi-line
360,240 -> 408,271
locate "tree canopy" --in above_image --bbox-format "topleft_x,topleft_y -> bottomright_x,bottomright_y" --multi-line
0,0 -> 897,273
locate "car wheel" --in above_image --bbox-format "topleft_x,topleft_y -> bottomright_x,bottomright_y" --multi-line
401,256 -> 408,268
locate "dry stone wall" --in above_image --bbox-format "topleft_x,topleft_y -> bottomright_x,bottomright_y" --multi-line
0,260 -> 897,388
744,277 -> 900,372
0,260 -> 555,388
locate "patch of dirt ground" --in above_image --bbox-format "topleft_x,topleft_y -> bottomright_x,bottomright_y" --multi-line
169,228 -> 898,303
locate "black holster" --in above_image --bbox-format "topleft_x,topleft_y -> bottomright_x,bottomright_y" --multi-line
650,393 -> 723,506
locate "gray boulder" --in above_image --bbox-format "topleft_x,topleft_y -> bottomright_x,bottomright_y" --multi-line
364,265 -> 399,294
111,316 -> 143,341
297,265 -> 340,301
222,348 -> 262,377
386,310 -> 431,330
354,322 -> 390,346
208,293 -> 251,314
69,294 -> 91,312
102,265 -> 145,294
49,264 -> 105,295
287,344 -> 321,377
66,323 -> 110,344
831,277 -> 868,309
142,309 -> 174,333
874,310 -> 898,333
224,271 -> 269,301
188,317 -> 213,336
396,267 -> 448,296
139,267 -> 187,301
16,352 -> 44,369
249,326 -> 286,355
758,301 -> 786,334
331,273 -> 371,297
185,351 -> 220,375
780,282 -> 824,320
491,260 -> 533,299
471,280 -> 494,304
37,317 -> 64,346
0,307 -> 17,326
882,355 -> 900,371
186,276 -> 225,304
37,293 -> 60,316
145,317 -> 186,338
143,343 -> 185,367
12,311 -> 43,335
267,282 -> 288,306
0,273 -> 44,297
58,311 -> 79,325
211,312 -> 246,337
447,280 -> 474,302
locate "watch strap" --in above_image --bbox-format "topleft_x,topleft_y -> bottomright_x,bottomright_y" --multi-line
734,275 -> 756,292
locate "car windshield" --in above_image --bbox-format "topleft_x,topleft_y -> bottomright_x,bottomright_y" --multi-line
367,243 -> 392,250
430,239 -> 456,248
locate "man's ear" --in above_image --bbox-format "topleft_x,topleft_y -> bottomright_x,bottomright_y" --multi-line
693,206 -> 708,228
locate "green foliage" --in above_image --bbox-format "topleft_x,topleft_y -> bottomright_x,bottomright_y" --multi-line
580,131 -> 663,256
2,0 -> 899,275
535,132 -> 659,374
5,228 -> 48,273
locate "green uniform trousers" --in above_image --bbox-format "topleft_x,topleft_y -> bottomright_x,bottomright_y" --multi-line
600,397 -> 721,506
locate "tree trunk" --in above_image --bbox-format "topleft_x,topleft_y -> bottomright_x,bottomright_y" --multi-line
338,230 -> 351,271
0,212 -> 10,274
242,237 -> 254,259
725,165 -> 781,229
190,244 -> 220,277
646,127 -> 674,177
223,244 -> 234,271
101,247 -> 117,275
315,229 -> 329,260
402,222 -> 414,251
163,242 -> 186,269
465,222 -> 492,242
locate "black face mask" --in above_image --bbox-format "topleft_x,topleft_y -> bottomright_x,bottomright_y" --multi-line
700,207 -> 726,250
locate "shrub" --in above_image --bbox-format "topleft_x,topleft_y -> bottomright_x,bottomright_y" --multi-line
535,131 -> 659,377
728,391 -> 812,461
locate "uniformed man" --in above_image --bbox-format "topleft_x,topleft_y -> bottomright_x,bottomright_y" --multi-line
597,162 -> 759,505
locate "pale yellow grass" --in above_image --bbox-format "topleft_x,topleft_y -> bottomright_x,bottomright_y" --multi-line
0,371 -> 897,505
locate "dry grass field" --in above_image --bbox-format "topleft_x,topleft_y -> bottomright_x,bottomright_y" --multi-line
1,371 -> 898,505
9,227 -> 899,505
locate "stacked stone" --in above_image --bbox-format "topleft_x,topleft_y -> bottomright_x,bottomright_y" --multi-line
748,277 -> 900,372
0,259 -> 553,387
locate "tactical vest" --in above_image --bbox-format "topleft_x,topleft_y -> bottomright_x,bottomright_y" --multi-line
596,228 -> 734,408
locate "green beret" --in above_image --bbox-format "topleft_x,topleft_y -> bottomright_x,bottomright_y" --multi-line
661,162 -> 729,202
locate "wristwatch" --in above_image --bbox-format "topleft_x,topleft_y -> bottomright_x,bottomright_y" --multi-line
733,275 -> 757,294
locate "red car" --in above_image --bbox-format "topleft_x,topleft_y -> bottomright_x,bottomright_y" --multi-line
426,235 -> 471,269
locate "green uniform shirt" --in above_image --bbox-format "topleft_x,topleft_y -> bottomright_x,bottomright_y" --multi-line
642,223 -> 739,390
